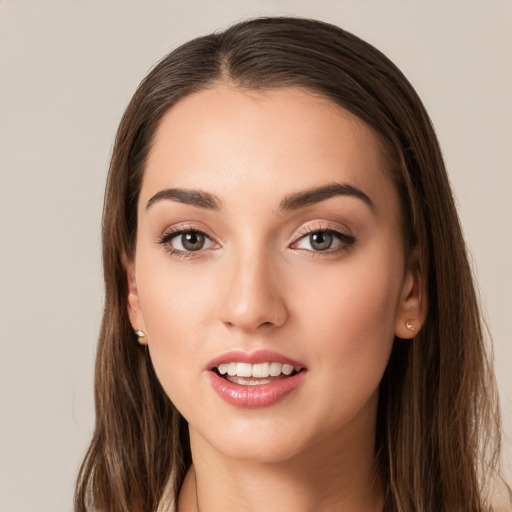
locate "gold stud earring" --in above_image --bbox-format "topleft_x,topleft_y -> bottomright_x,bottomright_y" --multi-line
405,320 -> 415,332
134,330 -> 146,342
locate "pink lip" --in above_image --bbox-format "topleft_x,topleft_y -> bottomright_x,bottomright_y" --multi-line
207,370 -> 306,408
205,350 -> 307,409
205,350 -> 306,370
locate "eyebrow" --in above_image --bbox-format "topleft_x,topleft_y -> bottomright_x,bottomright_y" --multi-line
145,182 -> 374,213
279,182 -> 375,212
146,188 -> 221,211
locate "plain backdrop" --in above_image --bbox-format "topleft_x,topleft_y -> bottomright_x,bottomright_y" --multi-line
0,1 -> 511,511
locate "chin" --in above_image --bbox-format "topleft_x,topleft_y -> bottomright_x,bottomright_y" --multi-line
188,414 -> 328,465
211,435 -> 307,464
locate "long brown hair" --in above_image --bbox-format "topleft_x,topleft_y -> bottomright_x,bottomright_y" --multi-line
75,17 -> 505,512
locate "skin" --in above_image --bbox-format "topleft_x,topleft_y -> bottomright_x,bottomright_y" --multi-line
127,86 -> 425,512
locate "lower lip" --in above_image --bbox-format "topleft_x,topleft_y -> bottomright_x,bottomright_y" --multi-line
207,371 -> 307,408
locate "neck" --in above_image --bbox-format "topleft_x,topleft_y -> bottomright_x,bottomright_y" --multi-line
179,420 -> 383,512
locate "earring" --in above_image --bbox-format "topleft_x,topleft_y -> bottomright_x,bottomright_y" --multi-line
133,329 -> 146,343
405,320 -> 415,332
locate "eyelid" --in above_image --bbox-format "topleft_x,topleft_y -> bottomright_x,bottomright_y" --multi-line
157,223 -> 220,257
156,221 -> 355,258
293,221 -> 354,240
290,222 -> 356,253
159,221 -> 218,240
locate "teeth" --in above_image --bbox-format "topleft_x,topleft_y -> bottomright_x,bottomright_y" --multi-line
269,362 -> 282,376
236,362 -> 252,377
252,362 -> 270,378
215,362 -> 299,378
282,364 -> 294,375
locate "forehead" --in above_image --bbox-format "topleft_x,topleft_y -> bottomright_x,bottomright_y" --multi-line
142,86 -> 398,217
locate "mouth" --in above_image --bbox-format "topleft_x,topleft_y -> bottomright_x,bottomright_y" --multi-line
206,351 -> 307,408
211,362 -> 304,386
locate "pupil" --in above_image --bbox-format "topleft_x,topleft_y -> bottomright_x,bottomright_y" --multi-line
310,231 -> 332,251
182,232 -> 204,251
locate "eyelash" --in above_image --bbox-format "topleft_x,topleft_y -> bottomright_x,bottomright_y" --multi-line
157,224 -> 356,259
291,225 -> 356,255
158,225 -> 217,259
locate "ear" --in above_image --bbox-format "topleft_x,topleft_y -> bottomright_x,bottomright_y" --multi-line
394,249 -> 427,339
123,254 -> 147,345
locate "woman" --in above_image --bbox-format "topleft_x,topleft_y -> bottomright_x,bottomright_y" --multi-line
75,17 -> 507,512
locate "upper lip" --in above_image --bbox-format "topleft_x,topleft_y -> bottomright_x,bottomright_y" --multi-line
205,350 -> 306,371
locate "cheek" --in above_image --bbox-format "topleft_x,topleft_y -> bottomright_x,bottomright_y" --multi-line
294,254 -> 402,378
136,260 -> 219,399
287,259 -> 401,436
138,253 -> 218,331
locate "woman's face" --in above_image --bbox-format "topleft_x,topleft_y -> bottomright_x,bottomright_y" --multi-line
128,86 -> 422,463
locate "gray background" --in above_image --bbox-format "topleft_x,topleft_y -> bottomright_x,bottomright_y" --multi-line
0,1 -> 510,510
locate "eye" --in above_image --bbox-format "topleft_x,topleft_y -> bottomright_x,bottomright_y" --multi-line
159,228 -> 217,255
175,231 -> 208,251
305,231 -> 335,251
292,228 -> 355,253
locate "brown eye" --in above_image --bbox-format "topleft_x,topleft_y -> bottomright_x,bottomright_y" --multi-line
159,228 -> 216,255
181,232 -> 205,251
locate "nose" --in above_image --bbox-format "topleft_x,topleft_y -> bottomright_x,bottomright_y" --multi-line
219,249 -> 289,333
